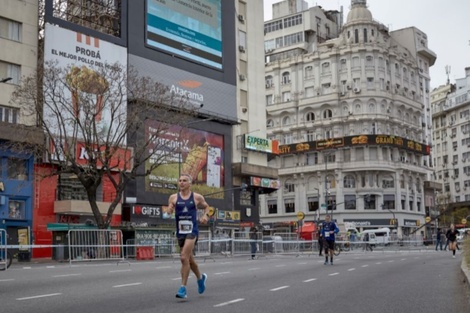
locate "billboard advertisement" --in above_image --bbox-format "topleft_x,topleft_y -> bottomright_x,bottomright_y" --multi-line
145,119 -> 225,197
43,23 -> 128,139
129,54 -> 237,122
146,0 -> 223,69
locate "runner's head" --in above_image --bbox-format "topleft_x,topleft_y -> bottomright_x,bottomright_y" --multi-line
325,214 -> 331,222
179,174 -> 192,190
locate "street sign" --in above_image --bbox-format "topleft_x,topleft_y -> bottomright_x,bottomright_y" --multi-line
425,216 -> 431,223
321,203 -> 327,208
297,212 -> 305,220
462,218 -> 467,225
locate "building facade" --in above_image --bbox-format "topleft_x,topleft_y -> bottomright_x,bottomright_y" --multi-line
262,0 -> 436,238
0,0 -> 42,259
431,68 -> 470,207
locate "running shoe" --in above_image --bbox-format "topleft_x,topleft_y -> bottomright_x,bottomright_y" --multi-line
324,260 -> 328,265
197,273 -> 207,294
453,255 -> 456,258
176,286 -> 187,299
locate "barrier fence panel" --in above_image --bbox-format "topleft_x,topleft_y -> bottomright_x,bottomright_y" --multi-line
0,229 -> 8,270
232,231 -> 263,257
68,229 -> 125,265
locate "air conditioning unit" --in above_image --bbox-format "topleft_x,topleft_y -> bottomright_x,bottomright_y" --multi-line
238,14 -> 245,22
353,87 -> 361,93
239,45 -> 245,52
239,74 -> 246,81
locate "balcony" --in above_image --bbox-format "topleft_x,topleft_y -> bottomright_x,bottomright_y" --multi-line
54,200 -> 122,215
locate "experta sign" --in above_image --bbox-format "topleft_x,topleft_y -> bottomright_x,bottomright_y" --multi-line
244,135 -> 279,154
146,0 -> 223,69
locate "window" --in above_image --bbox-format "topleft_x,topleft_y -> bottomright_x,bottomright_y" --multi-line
322,62 -> 330,74
7,158 -> 28,180
284,32 -> 303,46
344,175 -> 356,188
268,200 -> 278,214
352,57 -> 360,68
345,195 -> 356,210
8,200 -> 25,219
282,72 -> 290,84
282,91 -> 291,102
307,196 -> 319,212
367,77 -> 374,89
284,199 -> 295,213
266,119 -> 274,128
266,95 -> 273,106
283,14 -> 302,28
284,180 -> 295,193
239,30 -> 246,51
383,195 -> 395,210
282,116 -> 291,126
264,20 -> 283,34
382,175 -> 394,188
305,86 -> 314,98
340,59 -> 347,71
366,56 -> 374,67
0,105 -> 18,124
363,28 -> 368,42
282,133 -> 292,144
0,61 -> 21,85
305,66 -> 314,78
323,109 -> 333,119
354,29 -> 359,43
265,75 -> 273,88
0,17 -> 22,42
306,112 -> 315,122
58,173 -> 89,200
306,152 -> 318,165
364,194 -> 376,210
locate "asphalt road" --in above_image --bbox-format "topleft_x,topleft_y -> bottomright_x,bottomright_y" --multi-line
0,251 -> 469,313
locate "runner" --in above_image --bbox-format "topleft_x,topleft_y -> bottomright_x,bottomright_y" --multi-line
321,214 -> 339,265
167,174 -> 209,299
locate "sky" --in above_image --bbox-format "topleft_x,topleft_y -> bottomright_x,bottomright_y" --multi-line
263,0 -> 470,88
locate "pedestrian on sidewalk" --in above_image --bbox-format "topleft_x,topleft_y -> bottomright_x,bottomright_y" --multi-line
317,224 -> 324,256
249,226 -> 258,260
435,228 -> 443,251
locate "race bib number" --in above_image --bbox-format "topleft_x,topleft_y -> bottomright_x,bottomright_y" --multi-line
325,232 -> 330,238
178,220 -> 193,234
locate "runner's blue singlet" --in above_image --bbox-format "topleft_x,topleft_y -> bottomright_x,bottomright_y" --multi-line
175,192 -> 199,237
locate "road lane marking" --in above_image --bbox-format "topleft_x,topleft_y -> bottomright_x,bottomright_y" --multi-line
376,262 -> 382,264
275,264 -> 286,268
214,298 -> 244,307
155,266 -> 172,270
109,269 -> 132,273
388,260 -> 394,263
303,278 -> 317,282
22,267 -> 32,269
348,268 -> 356,271
329,273 -> 339,276
46,266 -> 55,269
214,272 -> 231,275
113,282 -> 142,288
270,286 -> 289,291
401,259 -> 406,261
297,262 -> 308,265
17,293 -> 62,301
361,265 -> 369,267
0,279 -> 15,282
248,268 -> 260,271
53,274 -> 82,278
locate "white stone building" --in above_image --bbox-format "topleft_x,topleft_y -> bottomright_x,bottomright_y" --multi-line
431,68 -> 470,205
261,0 -> 436,238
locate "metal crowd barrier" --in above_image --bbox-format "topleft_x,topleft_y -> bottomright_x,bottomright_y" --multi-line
68,229 -> 126,265
0,229 -> 7,270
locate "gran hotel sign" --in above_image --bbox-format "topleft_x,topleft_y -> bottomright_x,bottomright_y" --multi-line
278,135 -> 430,155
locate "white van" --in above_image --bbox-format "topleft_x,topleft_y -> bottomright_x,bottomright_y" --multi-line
361,227 -> 391,246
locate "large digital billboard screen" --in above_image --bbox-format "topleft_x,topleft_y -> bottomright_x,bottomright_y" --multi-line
145,119 -> 225,198
146,0 -> 223,69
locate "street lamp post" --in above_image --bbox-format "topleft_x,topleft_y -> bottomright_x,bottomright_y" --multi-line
323,151 -> 334,220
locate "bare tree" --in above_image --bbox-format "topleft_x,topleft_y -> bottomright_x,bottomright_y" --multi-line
11,61 -> 201,228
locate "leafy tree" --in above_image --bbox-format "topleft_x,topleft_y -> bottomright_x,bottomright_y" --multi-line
12,61 -> 201,228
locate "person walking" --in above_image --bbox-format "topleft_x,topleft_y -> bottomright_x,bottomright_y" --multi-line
446,224 -> 459,258
321,214 -> 339,265
435,228 -> 443,251
317,224 -> 324,256
249,226 -> 258,259
168,174 -> 209,299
